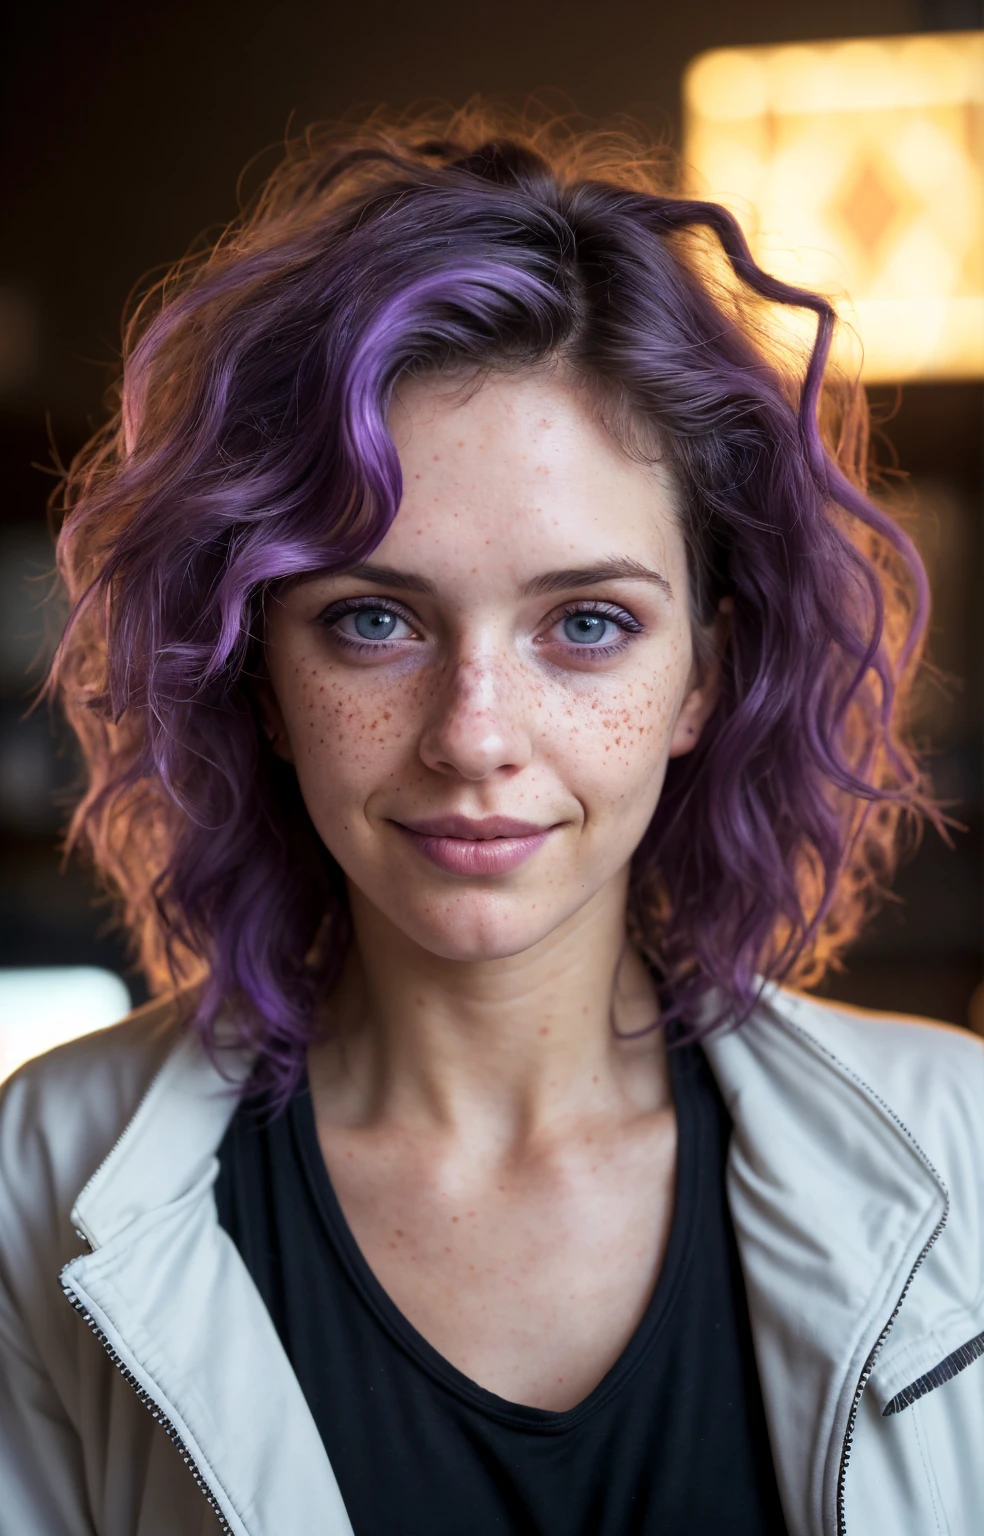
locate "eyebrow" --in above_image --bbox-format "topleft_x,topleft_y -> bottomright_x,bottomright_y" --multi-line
331,558 -> 674,600
336,563 -> 438,595
521,560 -> 673,600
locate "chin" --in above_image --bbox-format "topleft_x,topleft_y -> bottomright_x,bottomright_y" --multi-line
382,895 -> 571,964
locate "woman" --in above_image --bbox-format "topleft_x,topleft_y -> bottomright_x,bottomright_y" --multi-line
1,110 -> 981,1536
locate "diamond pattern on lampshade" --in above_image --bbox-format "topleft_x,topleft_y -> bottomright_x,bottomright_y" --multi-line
683,33 -> 984,381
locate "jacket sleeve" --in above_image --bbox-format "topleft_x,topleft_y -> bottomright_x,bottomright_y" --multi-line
0,1065 -> 98,1536
0,1299 -> 97,1536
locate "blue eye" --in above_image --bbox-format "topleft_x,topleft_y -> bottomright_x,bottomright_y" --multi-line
563,613 -> 614,645
353,608 -> 398,640
318,599 -> 418,650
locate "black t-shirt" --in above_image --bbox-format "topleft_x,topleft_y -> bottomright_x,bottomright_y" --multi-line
215,1043 -> 788,1535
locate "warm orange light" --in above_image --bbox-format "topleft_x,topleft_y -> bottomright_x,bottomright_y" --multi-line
683,32 -> 984,381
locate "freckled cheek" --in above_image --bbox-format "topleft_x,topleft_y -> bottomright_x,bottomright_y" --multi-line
281,664 -> 425,775
542,674 -> 677,778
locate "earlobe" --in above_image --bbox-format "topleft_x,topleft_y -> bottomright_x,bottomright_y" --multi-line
265,728 -> 295,765
668,597 -> 732,759
667,694 -> 713,758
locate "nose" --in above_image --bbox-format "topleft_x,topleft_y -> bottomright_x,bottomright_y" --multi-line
418,650 -> 534,781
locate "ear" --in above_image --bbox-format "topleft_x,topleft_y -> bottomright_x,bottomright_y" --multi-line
252,677 -> 295,765
667,597 -> 732,759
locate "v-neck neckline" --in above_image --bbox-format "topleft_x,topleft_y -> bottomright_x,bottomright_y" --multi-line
288,1041 -> 710,1433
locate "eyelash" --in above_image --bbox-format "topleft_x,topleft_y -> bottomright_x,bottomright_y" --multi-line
316,597 -> 420,655
547,600 -> 644,658
316,595 -> 645,660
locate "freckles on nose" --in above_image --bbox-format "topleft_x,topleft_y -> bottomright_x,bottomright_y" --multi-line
419,651 -> 538,773
449,686 -> 510,751
449,654 -> 516,712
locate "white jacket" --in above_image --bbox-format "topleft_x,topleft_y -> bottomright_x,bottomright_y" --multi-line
0,981 -> 982,1536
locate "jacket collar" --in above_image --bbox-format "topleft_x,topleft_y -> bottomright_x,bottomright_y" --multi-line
70,1027 -> 252,1249
701,981 -> 948,1536
64,1027 -> 355,1536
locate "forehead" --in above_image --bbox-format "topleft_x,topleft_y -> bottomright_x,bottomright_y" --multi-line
382,370 -> 685,581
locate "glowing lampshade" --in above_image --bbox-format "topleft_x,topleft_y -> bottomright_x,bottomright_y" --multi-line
683,32 -> 984,381
0,967 -> 131,1082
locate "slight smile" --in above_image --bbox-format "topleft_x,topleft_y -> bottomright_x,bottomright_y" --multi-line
391,815 -> 559,877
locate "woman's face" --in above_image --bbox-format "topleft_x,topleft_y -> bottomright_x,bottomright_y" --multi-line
262,370 -> 724,962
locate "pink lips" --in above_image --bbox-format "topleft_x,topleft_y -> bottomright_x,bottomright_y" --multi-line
392,814 -> 555,876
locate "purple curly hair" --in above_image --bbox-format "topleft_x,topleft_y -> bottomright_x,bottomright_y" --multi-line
50,107 -> 944,1103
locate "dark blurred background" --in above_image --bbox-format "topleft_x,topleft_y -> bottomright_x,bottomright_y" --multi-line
1,0 -> 981,1027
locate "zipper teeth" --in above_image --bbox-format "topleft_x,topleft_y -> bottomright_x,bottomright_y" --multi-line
792,1019 -> 951,1536
834,1210 -> 947,1536
61,1281 -> 233,1534
771,1003 -> 952,1536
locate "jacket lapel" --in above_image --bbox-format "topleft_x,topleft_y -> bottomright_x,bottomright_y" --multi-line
702,984 -> 948,1536
63,1030 -> 355,1536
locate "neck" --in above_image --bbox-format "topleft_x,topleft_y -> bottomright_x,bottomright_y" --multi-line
311,874 -> 669,1147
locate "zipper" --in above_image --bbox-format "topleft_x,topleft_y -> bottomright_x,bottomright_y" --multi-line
777,1007 -> 953,1536
833,1208 -> 948,1535
61,1028 -> 254,1530
61,1270 -> 233,1532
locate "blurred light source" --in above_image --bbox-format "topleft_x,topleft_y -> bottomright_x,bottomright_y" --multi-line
0,967 -> 131,1082
683,32 -> 984,381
